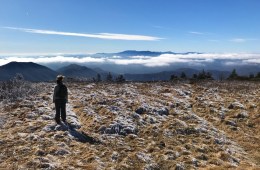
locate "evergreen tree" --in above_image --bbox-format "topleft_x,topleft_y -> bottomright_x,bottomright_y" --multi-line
180,72 -> 187,79
206,72 -> 213,79
115,74 -> 125,82
256,72 -> 260,78
170,74 -> 178,80
249,73 -> 254,79
193,74 -> 198,79
196,70 -> 213,80
228,69 -> 238,79
96,73 -> 101,82
198,69 -> 206,79
106,72 -> 113,82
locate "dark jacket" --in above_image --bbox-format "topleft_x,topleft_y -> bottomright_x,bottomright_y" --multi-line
53,83 -> 68,103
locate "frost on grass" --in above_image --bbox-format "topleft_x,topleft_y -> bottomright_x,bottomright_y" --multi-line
0,81 -> 259,169
0,74 -> 45,103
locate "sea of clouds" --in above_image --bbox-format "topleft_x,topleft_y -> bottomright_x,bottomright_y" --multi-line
0,53 -> 259,67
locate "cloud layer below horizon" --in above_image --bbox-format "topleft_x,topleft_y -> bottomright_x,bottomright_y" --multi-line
0,53 -> 259,67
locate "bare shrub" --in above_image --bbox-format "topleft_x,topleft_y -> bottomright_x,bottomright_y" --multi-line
0,73 -> 44,103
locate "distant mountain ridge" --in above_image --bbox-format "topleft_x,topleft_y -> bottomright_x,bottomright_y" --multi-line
0,59 -> 258,82
57,64 -> 230,81
57,64 -> 98,78
124,68 -> 230,81
0,62 -> 58,81
57,64 -> 118,80
40,50 -> 259,76
94,50 -> 202,57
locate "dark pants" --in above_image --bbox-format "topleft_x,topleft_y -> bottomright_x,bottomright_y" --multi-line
55,100 -> 66,123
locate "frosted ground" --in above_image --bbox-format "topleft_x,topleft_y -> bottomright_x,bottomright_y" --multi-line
0,81 -> 259,169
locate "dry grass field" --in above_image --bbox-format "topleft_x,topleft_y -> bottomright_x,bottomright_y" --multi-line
0,81 -> 259,169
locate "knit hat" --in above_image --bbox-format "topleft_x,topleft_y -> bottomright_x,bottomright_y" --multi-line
56,75 -> 65,81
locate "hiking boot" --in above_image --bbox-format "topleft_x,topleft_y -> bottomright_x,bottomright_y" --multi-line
56,120 -> 61,124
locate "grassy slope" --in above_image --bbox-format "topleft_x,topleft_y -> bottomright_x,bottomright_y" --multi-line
0,81 -> 259,169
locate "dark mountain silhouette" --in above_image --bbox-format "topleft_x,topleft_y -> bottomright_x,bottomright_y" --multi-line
116,50 -> 173,57
207,70 -> 230,80
124,68 -> 230,81
234,65 -> 260,75
92,67 -> 108,74
124,68 -> 198,81
0,62 -> 58,81
91,67 -> 117,80
57,64 -> 98,78
94,50 -> 202,58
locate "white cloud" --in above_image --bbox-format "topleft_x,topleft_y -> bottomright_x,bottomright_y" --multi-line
0,53 -> 259,67
111,56 -> 122,59
229,38 -> 258,43
130,56 -> 152,59
4,27 -> 162,41
189,31 -> 204,35
224,61 -> 244,66
177,53 -> 260,60
106,54 -> 216,67
230,38 -> 247,43
243,58 -> 260,64
0,55 -> 105,66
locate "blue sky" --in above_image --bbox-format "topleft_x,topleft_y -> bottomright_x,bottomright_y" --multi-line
0,0 -> 260,54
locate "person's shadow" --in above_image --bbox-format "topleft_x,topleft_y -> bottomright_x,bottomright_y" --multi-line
60,122 -> 101,144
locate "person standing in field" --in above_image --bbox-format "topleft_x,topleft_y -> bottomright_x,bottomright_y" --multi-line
53,75 -> 68,124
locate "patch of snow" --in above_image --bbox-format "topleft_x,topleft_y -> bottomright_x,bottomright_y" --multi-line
136,152 -> 152,163
228,102 -> 245,109
53,149 -> 70,156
